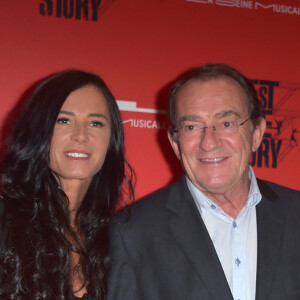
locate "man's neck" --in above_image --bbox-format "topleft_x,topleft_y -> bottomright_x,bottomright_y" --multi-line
194,177 -> 251,219
206,189 -> 249,219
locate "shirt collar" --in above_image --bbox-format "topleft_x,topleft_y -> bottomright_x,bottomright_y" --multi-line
186,166 -> 262,218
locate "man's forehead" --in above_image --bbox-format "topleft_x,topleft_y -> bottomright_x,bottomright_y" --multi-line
178,76 -> 245,95
175,77 -> 249,115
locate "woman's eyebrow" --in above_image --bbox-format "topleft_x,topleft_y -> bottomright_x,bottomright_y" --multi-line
87,113 -> 109,120
58,111 -> 108,120
59,110 -> 74,116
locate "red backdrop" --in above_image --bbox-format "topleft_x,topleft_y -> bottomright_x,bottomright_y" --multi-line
1,0 -> 300,199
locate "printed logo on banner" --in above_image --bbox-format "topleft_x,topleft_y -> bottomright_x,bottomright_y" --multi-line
117,101 -> 168,130
251,80 -> 300,168
39,0 -> 116,21
119,80 -> 300,169
186,0 -> 300,16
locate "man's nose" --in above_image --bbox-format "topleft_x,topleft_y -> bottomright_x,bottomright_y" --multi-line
199,126 -> 219,151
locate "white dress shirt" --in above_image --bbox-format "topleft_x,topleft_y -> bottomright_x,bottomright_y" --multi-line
187,167 -> 262,300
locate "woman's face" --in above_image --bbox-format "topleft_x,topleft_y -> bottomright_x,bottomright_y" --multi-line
49,84 -> 111,187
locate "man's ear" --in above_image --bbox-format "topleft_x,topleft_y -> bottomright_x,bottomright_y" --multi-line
167,130 -> 181,160
252,118 -> 266,152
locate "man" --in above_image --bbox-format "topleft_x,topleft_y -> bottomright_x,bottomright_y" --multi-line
108,64 -> 300,300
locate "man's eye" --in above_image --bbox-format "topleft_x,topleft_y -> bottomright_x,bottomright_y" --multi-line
90,121 -> 104,127
185,124 -> 196,131
56,117 -> 70,124
223,121 -> 234,128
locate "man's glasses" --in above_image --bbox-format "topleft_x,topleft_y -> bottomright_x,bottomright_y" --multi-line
174,118 -> 250,139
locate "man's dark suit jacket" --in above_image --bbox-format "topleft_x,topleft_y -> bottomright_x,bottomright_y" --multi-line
108,176 -> 300,300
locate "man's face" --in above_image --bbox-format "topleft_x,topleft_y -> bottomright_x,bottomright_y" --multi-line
168,77 -> 266,196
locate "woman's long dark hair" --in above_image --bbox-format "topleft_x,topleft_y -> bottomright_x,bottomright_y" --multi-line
0,70 -> 134,299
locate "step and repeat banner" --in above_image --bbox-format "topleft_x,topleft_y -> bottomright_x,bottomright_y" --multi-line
1,0 -> 300,199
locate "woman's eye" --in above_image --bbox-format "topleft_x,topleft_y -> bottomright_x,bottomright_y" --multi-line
90,121 -> 104,127
56,117 -> 70,124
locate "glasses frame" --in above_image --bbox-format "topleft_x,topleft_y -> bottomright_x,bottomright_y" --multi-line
174,117 -> 251,137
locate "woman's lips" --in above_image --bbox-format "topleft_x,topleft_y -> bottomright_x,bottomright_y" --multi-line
64,150 -> 90,159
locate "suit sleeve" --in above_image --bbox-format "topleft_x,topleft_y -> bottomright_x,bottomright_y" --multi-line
107,224 -> 142,300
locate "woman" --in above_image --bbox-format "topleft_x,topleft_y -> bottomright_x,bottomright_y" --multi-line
0,70 -> 134,299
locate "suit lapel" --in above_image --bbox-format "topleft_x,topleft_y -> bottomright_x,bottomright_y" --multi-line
166,176 -> 233,300
255,180 -> 286,300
